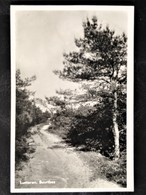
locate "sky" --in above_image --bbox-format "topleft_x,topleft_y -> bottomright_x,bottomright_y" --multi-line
15,8 -> 128,99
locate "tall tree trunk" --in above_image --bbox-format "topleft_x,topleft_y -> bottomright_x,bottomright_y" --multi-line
113,89 -> 120,160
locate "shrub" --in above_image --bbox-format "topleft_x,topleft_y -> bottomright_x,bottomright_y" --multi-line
15,136 -> 29,165
100,150 -> 126,187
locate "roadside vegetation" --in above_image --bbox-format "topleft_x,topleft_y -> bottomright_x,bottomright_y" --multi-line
16,70 -> 50,169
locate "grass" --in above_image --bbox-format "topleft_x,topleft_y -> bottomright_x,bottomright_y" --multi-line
79,150 -> 126,187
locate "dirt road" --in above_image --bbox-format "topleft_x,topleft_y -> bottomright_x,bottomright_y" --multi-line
15,125 -> 121,189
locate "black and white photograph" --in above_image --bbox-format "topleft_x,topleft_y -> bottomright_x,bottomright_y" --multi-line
11,5 -> 134,193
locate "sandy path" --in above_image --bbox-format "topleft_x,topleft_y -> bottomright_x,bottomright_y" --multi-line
15,125 -> 121,189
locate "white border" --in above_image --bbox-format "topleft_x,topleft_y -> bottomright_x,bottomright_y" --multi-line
10,5 -> 134,193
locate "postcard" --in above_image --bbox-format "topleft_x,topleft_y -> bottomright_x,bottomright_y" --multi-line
11,5 -> 134,193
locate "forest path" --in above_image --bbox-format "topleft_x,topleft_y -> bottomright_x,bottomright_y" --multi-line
15,124 -> 121,189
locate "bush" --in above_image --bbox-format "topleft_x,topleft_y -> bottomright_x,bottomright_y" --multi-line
15,136 -> 29,165
67,103 -> 115,157
100,150 -> 126,187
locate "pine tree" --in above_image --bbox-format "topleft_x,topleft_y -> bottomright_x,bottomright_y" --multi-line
54,16 -> 127,160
